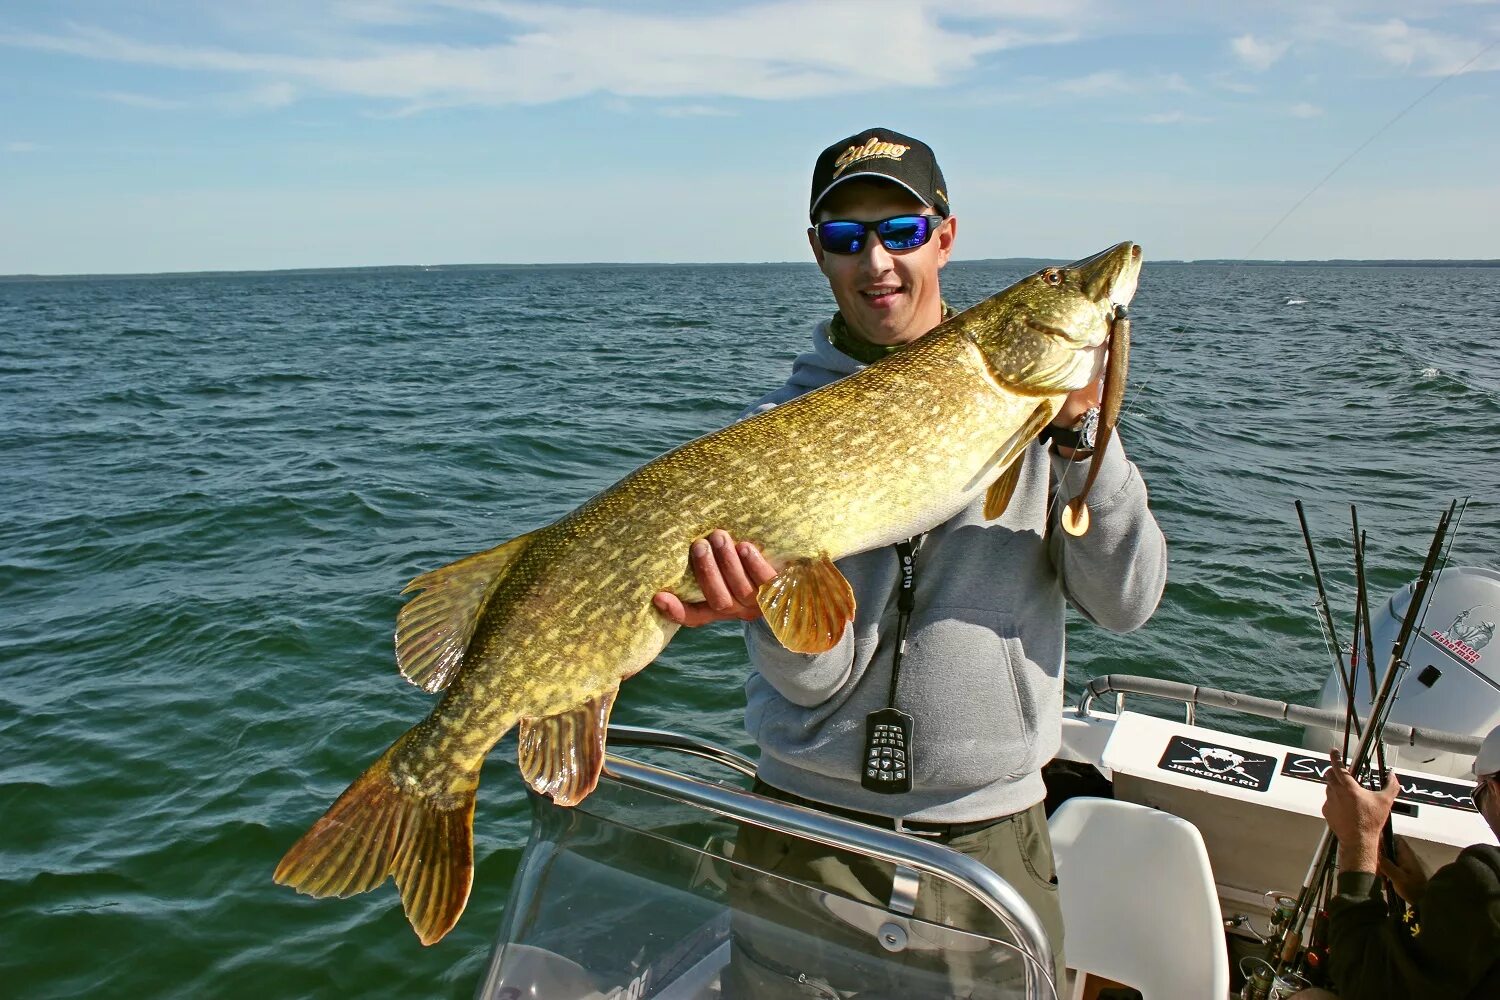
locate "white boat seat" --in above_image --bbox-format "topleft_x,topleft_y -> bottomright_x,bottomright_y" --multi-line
1048,796 -> 1229,1000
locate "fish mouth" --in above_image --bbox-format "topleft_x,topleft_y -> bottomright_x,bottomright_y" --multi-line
1023,317 -> 1073,341
1068,241 -> 1142,312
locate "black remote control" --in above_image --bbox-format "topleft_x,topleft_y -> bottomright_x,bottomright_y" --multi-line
861,708 -> 913,793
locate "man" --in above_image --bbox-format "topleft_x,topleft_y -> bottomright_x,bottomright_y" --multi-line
653,127 -> 1167,997
1322,726 -> 1500,998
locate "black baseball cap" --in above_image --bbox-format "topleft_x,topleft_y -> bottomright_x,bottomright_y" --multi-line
809,127 -> 949,220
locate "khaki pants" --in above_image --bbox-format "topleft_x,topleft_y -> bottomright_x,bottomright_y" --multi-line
724,784 -> 1067,999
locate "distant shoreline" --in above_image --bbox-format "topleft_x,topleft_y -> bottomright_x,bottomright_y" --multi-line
3,257 -> 1498,282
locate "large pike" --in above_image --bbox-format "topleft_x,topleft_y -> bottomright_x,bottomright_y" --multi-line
275,241 -> 1143,944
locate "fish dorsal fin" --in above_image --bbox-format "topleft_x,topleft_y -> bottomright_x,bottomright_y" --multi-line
984,459 -> 1025,521
517,688 -> 618,807
395,531 -> 536,693
756,554 -> 857,654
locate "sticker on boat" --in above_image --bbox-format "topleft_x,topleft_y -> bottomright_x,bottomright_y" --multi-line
1280,751 -> 1478,812
1157,735 -> 1277,792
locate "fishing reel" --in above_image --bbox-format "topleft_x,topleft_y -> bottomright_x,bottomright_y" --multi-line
1238,956 -> 1313,1000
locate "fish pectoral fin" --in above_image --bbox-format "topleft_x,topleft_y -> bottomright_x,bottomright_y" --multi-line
756,554 -> 857,655
984,459 -> 1025,521
395,530 -> 537,693
964,401 -> 1054,498
517,687 -> 618,807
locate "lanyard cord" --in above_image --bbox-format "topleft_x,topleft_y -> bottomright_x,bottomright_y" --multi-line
885,535 -> 924,707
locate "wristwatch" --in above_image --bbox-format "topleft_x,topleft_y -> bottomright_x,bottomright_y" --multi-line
1040,406 -> 1098,453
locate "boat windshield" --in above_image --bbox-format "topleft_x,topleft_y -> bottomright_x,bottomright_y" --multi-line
476,752 -> 1043,999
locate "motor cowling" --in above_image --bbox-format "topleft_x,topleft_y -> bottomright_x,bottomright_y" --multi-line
1307,566 -> 1500,777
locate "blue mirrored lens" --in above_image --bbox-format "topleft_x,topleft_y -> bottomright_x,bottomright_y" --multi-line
875,216 -> 930,250
817,221 -> 867,254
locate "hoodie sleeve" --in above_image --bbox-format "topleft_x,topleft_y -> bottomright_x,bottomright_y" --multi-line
743,616 -> 857,707
1046,432 -> 1167,633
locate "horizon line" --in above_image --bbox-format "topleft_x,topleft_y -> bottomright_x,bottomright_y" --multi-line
5,256 -> 1500,281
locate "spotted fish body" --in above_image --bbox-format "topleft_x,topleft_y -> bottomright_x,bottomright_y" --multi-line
275,241 -> 1143,945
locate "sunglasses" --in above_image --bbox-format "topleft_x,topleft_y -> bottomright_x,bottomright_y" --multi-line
814,214 -> 945,255
1476,774 -> 1496,806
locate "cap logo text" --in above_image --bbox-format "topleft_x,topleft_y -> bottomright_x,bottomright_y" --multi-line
833,137 -> 911,178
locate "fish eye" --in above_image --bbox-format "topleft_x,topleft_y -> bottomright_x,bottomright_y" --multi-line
1042,268 -> 1063,286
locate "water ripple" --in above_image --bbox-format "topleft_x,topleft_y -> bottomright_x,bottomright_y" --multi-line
0,261 -> 1496,997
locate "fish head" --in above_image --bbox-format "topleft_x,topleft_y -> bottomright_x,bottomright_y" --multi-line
963,241 -> 1141,394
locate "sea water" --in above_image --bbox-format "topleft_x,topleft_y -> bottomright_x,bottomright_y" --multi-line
1,260 -> 1496,996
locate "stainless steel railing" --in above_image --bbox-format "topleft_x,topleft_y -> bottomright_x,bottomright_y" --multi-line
1075,673 -> 1483,755
604,725 -> 1059,1000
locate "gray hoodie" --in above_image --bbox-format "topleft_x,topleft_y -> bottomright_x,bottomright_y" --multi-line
742,320 -> 1168,823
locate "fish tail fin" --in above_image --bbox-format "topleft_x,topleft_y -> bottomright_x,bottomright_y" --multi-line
274,729 -> 479,946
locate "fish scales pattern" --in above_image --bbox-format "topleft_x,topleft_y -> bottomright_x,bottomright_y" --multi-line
274,241 -> 1141,946
424,327 -> 1049,771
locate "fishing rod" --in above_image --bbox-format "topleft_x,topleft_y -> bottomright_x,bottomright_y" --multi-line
1266,501 -> 1456,988
1243,38 -> 1499,260
1350,501 -> 1455,777
1352,513 -> 1403,894
1351,510 -> 1385,775
1294,500 -> 1361,758
1346,564 -> 1366,764
1264,504 -> 1453,991
1412,495 -> 1470,639
1254,502 -> 1380,994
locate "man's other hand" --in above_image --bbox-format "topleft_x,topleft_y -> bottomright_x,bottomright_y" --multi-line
652,530 -> 777,627
1379,836 -> 1431,904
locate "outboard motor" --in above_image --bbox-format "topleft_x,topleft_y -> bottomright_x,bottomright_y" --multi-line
1305,566 -> 1500,777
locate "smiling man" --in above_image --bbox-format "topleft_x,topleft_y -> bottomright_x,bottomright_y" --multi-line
654,127 -> 1167,997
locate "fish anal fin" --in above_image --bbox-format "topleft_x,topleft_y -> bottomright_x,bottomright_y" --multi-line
517,687 -> 618,807
273,728 -> 478,946
756,554 -> 856,654
396,531 -> 537,692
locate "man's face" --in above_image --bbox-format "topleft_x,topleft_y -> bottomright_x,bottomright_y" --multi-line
809,179 -> 956,347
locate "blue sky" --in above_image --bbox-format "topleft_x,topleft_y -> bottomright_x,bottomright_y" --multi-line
2,1 -> 1497,274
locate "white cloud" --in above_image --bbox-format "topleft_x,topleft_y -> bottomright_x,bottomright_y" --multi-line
1209,74 -> 1257,95
1140,111 -> 1211,125
1056,70 -> 1130,96
1232,34 -> 1291,71
1346,17 -> 1500,75
1052,69 -> 1195,96
1268,6 -> 1500,78
0,3 -> 1079,112
90,83 -> 297,112
5,141 -> 44,153
1289,101 -> 1323,118
93,90 -> 188,110
232,81 -> 299,110
330,0 -> 434,25
656,104 -> 735,119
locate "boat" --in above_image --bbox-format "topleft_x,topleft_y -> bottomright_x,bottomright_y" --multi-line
472,567 -> 1496,999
